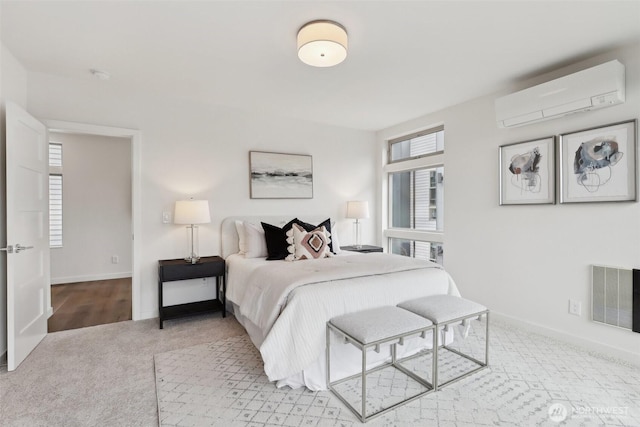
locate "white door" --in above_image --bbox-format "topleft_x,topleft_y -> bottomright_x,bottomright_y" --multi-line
3,102 -> 50,371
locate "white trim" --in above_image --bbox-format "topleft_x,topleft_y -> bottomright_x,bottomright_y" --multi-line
51,272 -> 133,285
492,311 -> 640,368
383,228 -> 443,243
44,120 -> 142,321
383,152 -> 444,173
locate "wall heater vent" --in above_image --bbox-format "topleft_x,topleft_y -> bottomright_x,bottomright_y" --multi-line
591,265 -> 638,332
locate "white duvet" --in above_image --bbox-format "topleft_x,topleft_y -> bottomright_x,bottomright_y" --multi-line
227,252 -> 460,388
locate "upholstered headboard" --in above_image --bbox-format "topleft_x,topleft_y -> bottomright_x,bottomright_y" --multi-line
220,215 -> 330,259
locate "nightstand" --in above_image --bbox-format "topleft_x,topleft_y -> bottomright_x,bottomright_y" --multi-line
340,245 -> 383,253
158,255 -> 225,329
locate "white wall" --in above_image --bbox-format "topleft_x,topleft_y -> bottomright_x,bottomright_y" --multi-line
49,132 -> 132,284
0,43 -> 28,357
377,43 -> 640,363
25,72 -> 377,318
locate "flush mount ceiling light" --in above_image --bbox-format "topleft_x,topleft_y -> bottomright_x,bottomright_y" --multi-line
297,20 -> 348,67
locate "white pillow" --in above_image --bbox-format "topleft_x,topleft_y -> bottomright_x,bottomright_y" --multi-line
285,223 -> 332,261
330,220 -> 341,254
235,220 -> 246,254
244,222 -> 268,258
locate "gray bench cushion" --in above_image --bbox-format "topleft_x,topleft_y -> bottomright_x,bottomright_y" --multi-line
330,306 -> 433,345
398,295 -> 487,324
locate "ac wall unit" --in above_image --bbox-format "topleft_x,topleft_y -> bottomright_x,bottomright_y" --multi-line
495,60 -> 625,128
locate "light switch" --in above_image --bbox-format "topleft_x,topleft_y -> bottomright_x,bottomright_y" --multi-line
162,211 -> 171,224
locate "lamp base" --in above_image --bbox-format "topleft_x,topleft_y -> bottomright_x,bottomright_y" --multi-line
353,220 -> 362,249
184,225 -> 200,264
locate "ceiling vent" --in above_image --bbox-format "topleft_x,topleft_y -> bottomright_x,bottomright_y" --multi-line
495,60 -> 625,128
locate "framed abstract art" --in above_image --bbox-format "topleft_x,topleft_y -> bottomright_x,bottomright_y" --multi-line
559,120 -> 636,203
499,136 -> 556,205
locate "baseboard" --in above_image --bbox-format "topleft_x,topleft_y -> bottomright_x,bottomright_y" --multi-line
0,350 -> 6,367
139,310 -> 158,321
50,272 -> 132,285
492,311 -> 640,367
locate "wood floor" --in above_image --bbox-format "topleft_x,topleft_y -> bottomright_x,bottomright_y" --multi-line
48,278 -> 132,333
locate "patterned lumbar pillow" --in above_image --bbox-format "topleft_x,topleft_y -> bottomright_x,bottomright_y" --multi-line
285,223 -> 332,261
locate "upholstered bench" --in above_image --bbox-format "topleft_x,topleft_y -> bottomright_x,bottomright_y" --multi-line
326,306 -> 436,422
398,295 -> 489,390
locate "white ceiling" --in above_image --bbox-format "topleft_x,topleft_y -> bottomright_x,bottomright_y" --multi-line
1,1 -> 639,131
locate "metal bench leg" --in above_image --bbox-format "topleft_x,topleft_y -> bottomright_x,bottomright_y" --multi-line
434,325 -> 439,391
326,324 -> 331,389
485,312 -> 490,366
361,345 -> 367,422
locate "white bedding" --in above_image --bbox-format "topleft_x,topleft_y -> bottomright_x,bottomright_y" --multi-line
226,251 -> 460,389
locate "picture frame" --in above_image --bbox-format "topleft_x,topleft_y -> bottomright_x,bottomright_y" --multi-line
559,120 -> 637,203
499,136 -> 556,205
249,151 -> 313,199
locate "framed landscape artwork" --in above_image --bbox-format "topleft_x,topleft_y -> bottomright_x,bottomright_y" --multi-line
499,136 -> 556,205
249,151 -> 313,199
559,120 -> 637,203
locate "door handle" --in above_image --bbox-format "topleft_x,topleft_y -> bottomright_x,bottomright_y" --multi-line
15,244 -> 34,253
1,244 -> 33,254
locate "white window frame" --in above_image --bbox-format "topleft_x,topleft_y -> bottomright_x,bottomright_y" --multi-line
383,127 -> 444,257
49,142 -> 63,248
388,125 -> 444,164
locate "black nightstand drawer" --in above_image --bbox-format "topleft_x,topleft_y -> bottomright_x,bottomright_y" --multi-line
160,257 -> 224,281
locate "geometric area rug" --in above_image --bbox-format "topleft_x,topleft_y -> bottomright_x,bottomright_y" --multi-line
154,323 -> 640,426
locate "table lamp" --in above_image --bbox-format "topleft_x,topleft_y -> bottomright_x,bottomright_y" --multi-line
346,201 -> 369,249
174,199 -> 210,264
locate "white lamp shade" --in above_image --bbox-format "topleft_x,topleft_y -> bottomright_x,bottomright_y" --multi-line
297,20 -> 348,67
346,201 -> 370,219
174,200 -> 211,224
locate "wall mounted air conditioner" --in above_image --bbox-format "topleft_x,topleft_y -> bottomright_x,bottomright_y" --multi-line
495,60 -> 625,128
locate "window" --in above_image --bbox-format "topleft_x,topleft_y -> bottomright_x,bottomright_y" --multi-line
389,167 -> 444,232
389,238 -> 444,264
385,126 -> 444,263
389,126 -> 444,162
49,143 -> 63,248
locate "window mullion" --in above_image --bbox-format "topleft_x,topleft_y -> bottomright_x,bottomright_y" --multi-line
411,170 -> 416,229
384,153 -> 444,173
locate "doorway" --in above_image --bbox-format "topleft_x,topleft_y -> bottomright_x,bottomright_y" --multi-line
47,132 -> 132,332
45,120 -> 142,323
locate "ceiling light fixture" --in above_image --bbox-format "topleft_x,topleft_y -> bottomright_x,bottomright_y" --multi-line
297,20 -> 348,67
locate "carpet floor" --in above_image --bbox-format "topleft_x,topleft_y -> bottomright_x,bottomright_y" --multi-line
0,314 -> 245,426
2,313 -> 638,427
155,321 -> 640,427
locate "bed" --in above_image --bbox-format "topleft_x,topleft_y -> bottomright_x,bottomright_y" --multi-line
221,216 -> 460,391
